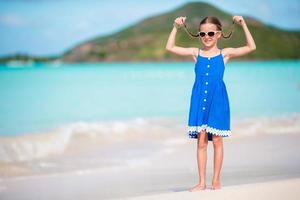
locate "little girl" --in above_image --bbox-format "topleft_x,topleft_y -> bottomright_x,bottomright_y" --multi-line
165,16 -> 256,191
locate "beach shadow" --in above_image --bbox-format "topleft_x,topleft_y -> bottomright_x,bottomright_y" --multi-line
145,187 -> 188,194
169,187 -> 189,192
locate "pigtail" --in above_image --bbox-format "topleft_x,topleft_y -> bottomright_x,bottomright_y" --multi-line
222,20 -> 235,39
182,21 -> 200,38
180,17 -> 236,40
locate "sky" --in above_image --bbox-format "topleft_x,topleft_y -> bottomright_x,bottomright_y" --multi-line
0,0 -> 299,57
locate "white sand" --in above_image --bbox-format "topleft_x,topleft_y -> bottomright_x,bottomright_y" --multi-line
1,132 -> 300,200
119,178 -> 300,200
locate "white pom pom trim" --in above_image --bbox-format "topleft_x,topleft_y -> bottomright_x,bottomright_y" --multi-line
187,124 -> 231,138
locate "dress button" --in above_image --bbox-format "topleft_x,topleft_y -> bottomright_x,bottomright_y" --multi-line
204,98 -> 207,101
202,107 -> 206,110
206,82 -> 208,85
206,72 -> 209,76
204,90 -> 207,93
207,64 -> 210,68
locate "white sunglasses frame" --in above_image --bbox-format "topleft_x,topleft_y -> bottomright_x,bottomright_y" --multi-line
198,31 -> 221,37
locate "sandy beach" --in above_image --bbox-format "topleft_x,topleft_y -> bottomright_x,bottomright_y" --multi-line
119,178 -> 300,200
1,114 -> 300,200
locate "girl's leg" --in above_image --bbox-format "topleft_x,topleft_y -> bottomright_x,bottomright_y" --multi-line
189,130 -> 208,192
211,135 -> 223,189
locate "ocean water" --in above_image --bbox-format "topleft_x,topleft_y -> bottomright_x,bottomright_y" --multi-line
0,60 -> 300,169
0,60 -> 300,137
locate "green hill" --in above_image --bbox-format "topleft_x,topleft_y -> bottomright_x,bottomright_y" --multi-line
1,2 -> 299,63
61,2 -> 300,62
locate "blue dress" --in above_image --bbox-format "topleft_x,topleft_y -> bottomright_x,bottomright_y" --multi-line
187,48 -> 231,141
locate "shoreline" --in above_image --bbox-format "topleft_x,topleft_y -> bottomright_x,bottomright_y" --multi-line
1,113 -> 300,199
1,130 -> 300,199
1,113 -> 300,179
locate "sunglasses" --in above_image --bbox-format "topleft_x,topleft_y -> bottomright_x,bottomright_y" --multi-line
198,31 -> 220,37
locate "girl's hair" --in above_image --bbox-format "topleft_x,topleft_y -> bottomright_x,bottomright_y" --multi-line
182,16 -> 235,39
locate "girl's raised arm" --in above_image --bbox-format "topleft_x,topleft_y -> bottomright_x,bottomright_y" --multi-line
165,16 -> 197,58
224,16 -> 256,59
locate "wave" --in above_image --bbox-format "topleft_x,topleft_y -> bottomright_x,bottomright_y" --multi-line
0,117 -> 182,163
0,126 -> 72,163
0,114 -> 300,163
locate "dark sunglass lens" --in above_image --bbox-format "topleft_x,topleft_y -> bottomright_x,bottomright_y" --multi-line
208,32 -> 215,37
199,32 -> 206,37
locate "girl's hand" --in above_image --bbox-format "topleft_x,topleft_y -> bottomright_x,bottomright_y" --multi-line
174,16 -> 187,26
233,16 -> 245,26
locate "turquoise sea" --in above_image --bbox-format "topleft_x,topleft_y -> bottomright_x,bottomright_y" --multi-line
0,60 -> 300,137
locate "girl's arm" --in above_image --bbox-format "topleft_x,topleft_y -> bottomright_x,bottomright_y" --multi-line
224,16 -> 256,59
165,16 -> 197,59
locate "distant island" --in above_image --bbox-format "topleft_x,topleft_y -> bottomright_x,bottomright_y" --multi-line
1,2 -> 300,63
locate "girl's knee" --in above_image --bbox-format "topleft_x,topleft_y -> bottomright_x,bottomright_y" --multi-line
212,135 -> 223,146
197,130 -> 208,149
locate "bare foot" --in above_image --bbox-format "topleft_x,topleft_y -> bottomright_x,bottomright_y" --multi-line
210,181 -> 221,190
188,184 -> 206,192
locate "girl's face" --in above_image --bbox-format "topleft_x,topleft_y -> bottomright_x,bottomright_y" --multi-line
199,23 -> 221,47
